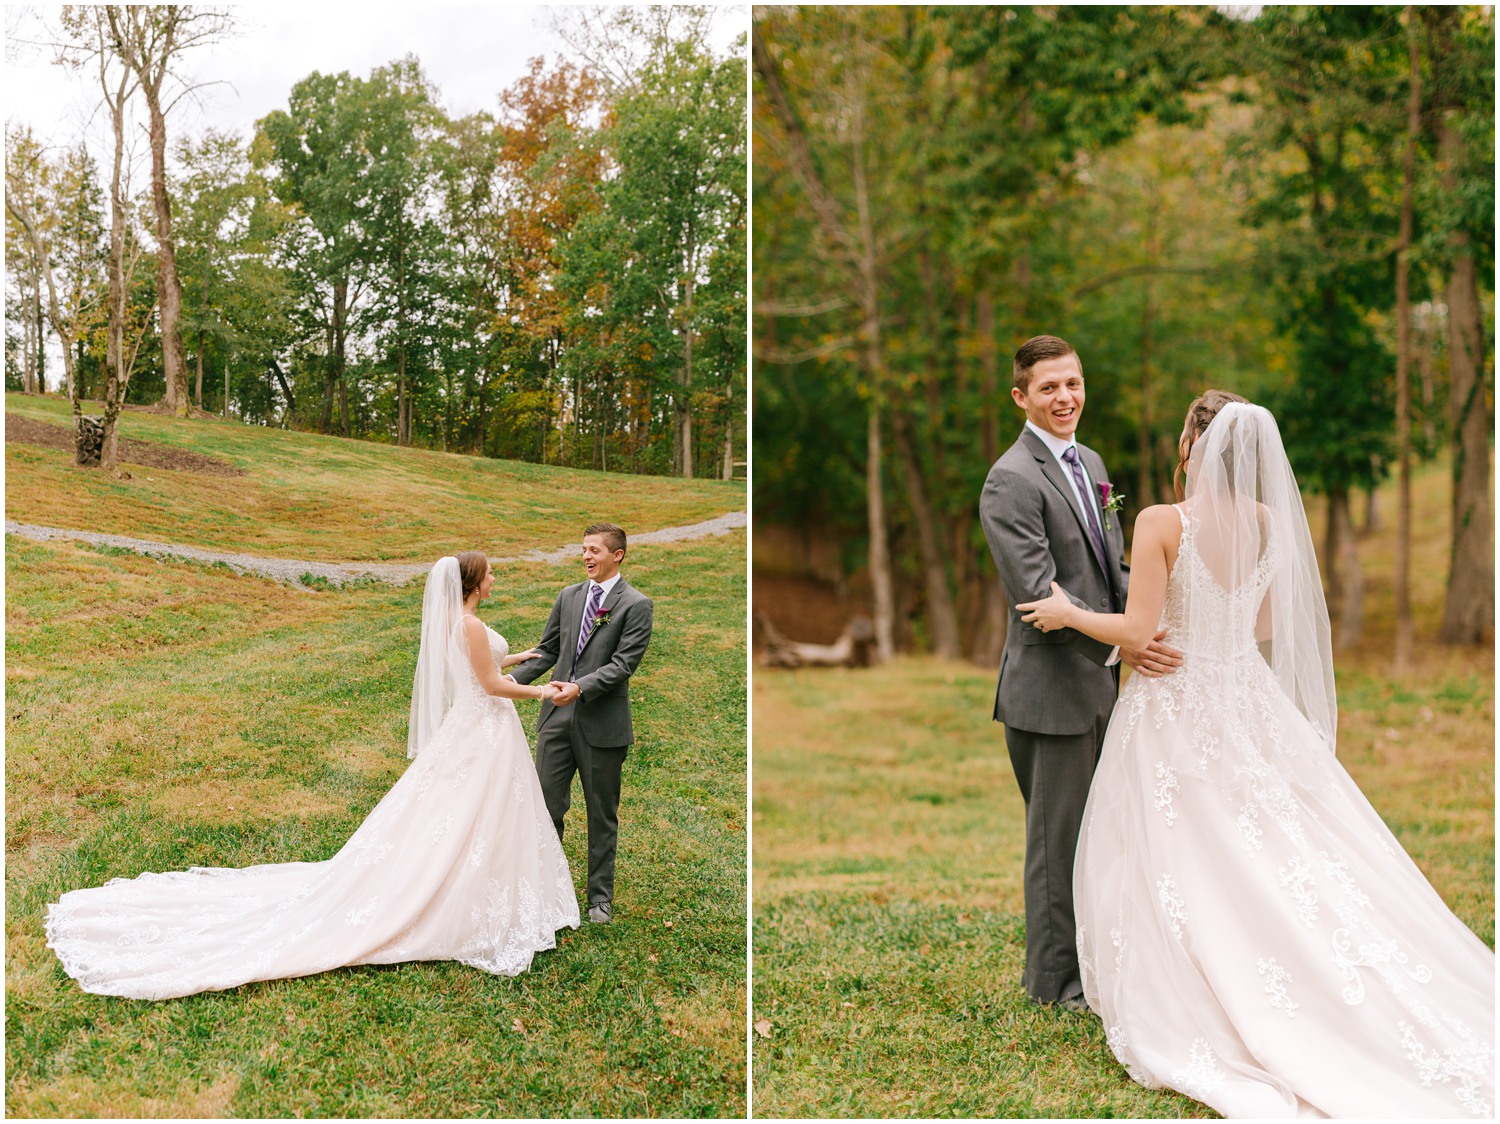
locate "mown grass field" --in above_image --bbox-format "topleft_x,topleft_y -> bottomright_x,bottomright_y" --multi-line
750,458 -> 1493,1118
5,392 -> 742,561
5,405 -> 747,1118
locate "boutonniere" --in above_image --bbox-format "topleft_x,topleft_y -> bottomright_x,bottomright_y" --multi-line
1098,481 -> 1126,531
593,609 -> 612,629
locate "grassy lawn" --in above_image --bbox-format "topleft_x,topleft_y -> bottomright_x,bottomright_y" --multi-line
750,459 -> 1493,1118
5,392 -> 743,562
5,412 -> 747,1117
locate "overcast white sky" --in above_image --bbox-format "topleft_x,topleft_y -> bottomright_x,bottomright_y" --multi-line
4,4 -> 746,167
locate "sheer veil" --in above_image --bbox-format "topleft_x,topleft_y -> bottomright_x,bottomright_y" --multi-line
1183,402 -> 1337,752
408,556 -> 467,758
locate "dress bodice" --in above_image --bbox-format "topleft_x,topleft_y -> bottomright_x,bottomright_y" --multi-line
485,625 -> 510,663
1158,504 -> 1275,664
449,621 -> 510,707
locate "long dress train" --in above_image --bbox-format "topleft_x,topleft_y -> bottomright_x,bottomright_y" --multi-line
45,626 -> 579,1000
1075,506 -> 1495,1118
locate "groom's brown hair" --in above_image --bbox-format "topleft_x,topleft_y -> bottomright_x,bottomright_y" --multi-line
585,522 -> 627,557
1013,335 -> 1080,393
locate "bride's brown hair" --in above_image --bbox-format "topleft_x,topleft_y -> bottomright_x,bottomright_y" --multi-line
1174,389 -> 1250,500
455,551 -> 490,600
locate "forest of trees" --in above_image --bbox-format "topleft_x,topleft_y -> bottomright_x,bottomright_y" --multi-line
6,6 -> 746,479
753,5 -> 1494,660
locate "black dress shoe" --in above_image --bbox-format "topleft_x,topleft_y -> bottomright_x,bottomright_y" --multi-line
588,901 -> 612,924
1058,995 -> 1092,1013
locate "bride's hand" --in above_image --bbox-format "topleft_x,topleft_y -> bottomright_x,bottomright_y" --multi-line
1016,581 -> 1075,633
513,648 -> 541,663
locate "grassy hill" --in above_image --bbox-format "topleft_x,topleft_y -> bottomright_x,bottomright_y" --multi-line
5,392 -> 743,561
751,457 -> 1492,1118
5,398 -> 748,1117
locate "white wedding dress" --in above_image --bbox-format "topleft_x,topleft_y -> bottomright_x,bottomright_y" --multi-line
1076,483 -> 1496,1116
46,612 -> 580,1000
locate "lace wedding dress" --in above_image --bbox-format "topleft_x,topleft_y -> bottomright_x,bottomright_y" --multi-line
46,586 -> 579,1000
1075,428 -> 1495,1118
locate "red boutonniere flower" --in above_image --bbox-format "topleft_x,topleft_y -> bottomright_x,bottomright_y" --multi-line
593,609 -> 612,628
1098,481 -> 1126,531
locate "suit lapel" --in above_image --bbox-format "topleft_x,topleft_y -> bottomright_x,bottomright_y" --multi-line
1078,446 -> 1126,606
1022,430 -> 1105,572
577,579 -> 628,661
561,583 -> 587,676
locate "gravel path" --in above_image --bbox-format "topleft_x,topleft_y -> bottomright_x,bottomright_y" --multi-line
4,510 -> 747,588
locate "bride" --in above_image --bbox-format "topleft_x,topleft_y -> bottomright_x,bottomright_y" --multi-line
1017,395 -> 1495,1118
45,552 -> 580,1000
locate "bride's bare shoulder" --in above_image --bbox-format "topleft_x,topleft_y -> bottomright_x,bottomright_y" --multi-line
1134,504 -> 1183,534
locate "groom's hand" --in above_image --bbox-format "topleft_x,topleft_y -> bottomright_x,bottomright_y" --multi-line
1119,631 -> 1182,678
551,681 -> 582,707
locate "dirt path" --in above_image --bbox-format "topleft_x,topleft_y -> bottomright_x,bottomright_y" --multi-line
4,511 -> 747,588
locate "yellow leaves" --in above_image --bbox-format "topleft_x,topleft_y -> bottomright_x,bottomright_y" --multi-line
753,1017 -> 773,1039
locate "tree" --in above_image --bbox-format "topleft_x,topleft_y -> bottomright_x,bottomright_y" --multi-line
5,130 -> 104,415
1422,6 -> 1495,645
106,5 -> 234,417
1231,6 -> 1407,649
754,6 -> 1223,659
58,5 -> 152,472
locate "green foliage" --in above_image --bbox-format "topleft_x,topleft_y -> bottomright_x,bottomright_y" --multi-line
753,5 -> 1495,651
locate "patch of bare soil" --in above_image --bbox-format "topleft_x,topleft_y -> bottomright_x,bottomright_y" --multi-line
753,572 -> 865,649
5,413 -> 247,477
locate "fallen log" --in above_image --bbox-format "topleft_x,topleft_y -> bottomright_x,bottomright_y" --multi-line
758,613 -> 876,668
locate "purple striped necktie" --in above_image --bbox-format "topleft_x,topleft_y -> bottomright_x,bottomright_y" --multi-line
1062,445 -> 1108,575
576,582 -> 605,658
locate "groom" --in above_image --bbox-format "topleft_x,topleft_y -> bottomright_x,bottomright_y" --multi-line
510,522 -> 654,924
979,335 -> 1180,1010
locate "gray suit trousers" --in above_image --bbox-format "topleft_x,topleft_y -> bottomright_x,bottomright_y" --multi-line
1005,713 -> 1109,1005
534,704 -> 626,907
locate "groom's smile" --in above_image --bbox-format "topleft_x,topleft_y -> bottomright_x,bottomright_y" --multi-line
1012,353 -> 1086,441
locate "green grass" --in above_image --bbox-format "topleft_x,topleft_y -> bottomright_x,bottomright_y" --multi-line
750,460 -> 1493,1118
5,443 -> 747,1115
5,392 -> 743,562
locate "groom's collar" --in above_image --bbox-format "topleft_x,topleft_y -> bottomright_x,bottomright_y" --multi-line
1024,420 -> 1078,461
588,573 -> 623,600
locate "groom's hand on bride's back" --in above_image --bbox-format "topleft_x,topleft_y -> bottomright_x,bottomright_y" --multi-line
1119,631 -> 1183,678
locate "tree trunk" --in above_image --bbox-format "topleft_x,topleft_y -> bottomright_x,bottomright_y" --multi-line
678,270 -> 695,478
1323,494 -> 1341,606
977,290 -> 999,466
145,90 -> 189,416
325,278 -> 349,435
1418,290 -> 1436,449
21,278 -> 36,394
33,279 -> 46,392
1437,120 -> 1494,643
268,357 -> 295,415
1330,488 -> 1364,650
1390,7 -> 1419,673
195,328 -> 205,409
100,58 -> 132,474
892,411 -> 961,659
1137,199 -> 1161,507
866,401 -> 895,663
4,193 -> 77,403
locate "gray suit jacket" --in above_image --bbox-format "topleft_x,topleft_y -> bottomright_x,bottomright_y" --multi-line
509,577 -> 653,748
979,427 -> 1129,736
